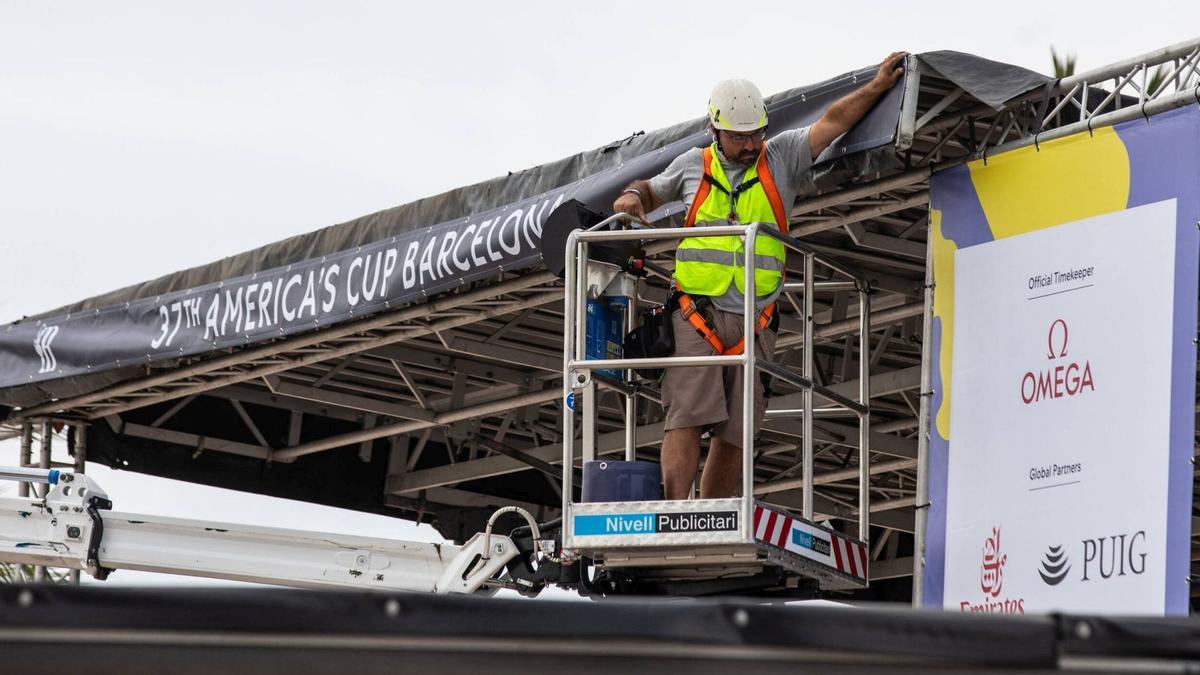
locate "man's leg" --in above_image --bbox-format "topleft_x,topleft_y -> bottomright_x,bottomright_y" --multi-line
661,426 -> 703,500
704,311 -> 778,500
699,437 -> 742,498
659,309 -> 726,501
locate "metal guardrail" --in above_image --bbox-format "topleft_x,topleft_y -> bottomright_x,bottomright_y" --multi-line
993,39 -> 1200,156
895,38 -> 1200,166
561,214 -> 874,542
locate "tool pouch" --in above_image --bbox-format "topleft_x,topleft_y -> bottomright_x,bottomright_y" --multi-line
622,296 -> 677,380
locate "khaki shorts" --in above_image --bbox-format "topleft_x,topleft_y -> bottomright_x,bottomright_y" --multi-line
660,305 -> 777,447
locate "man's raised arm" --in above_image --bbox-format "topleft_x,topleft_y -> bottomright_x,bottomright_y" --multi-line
809,51 -> 909,160
612,179 -> 664,224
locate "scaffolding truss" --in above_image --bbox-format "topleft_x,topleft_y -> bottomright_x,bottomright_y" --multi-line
5,40 -> 1200,600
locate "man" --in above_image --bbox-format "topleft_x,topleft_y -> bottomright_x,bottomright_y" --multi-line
613,52 -> 908,500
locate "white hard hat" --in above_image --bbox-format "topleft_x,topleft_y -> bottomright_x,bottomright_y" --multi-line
707,79 -> 767,132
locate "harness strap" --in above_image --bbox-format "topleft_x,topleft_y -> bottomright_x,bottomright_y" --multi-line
684,146 -> 716,228
726,176 -> 761,222
677,291 -> 775,356
730,176 -> 760,199
702,173 -> 730,196
685,143 -> 782,229
755,150 -> 788,232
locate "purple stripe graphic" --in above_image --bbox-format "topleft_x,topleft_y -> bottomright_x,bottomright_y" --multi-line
1116,107 -> 1200,615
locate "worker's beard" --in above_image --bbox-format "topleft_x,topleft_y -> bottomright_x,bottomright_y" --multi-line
733,148 -> 759,166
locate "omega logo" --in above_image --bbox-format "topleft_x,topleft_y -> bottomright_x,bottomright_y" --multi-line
1020,319 -> 1095,405
1046,318 -> 1068,359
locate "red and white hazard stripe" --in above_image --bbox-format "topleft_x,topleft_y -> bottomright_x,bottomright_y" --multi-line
753,504 -> 792,548
753,504 -> 868,580
829,535 -> 868,579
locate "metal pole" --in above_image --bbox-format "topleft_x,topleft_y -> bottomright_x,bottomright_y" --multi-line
577,242 -> 595,464
561,232 -> 579,532
754,457 -> 916,496
70,423 -> 86,585
775,302 -> 925,350
575,242 -> 588,390
858,288 -> 872,544
38,421 -> 52,496
582,379 -> 597,464
624,298 -> 637,462
782,280 -> 857,293
790,166 -> 931,216
572,355 -> 744,370
17,422 -> 32,498
802,253 -> 815,521
741,225 -> 757,538
577,225 -> 745,242
1056,39 -> 1200,92
990,85 -> 1200,156
790,193 -> 929,239
274,387 -> 561,461
894,54 -> 923,151
73,423 -> 86,474
0,466 -> 62,484
912,234 -> 936,607
35,420 -> 52,582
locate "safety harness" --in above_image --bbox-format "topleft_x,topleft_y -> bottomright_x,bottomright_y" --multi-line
675,142 -> 787,356
678,292 -> 776,355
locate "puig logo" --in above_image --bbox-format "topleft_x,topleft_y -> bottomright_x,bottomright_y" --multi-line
1038,545 -> 1070,586
1083,531 -> 1146,581
1036,532 -> 1146,586
1020,319 -> 1095,405
33,325 -> 60,374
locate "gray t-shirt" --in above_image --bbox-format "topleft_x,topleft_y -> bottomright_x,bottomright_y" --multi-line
649,127 -> 815,313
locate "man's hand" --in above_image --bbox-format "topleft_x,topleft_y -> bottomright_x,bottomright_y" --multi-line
810,51 -> 910,160
868,51 -> 908,95
613,189 -> 648,223
612,179 -> 660,224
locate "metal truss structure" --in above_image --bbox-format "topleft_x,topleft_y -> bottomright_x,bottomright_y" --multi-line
6,40 -> 1200,600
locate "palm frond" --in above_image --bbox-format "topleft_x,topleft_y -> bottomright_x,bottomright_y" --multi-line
1051,47 -> 1077,78
1146,64 -> 1170,97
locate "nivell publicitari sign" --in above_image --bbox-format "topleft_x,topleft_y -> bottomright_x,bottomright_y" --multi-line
922,107 -> 1200,615
574,511 -> 739,536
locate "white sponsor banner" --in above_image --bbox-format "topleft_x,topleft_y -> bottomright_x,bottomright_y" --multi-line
943,199 -> 1176,614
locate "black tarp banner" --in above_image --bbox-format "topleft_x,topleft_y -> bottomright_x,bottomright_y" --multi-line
0,66 -> 907,390
3,187 -> 572,387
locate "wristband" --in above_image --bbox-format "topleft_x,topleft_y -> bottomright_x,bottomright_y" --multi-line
621,187 -> 643,198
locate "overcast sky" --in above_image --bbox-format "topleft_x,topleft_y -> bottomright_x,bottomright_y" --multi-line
1,1 -> 1197,588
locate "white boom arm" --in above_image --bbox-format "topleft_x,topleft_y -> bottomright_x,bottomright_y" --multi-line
0,467 -> 519,594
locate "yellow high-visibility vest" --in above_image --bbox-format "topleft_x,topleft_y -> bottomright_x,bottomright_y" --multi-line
675,142 -> 788,297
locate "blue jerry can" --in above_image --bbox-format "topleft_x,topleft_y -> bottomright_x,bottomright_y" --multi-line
585,298 -> 625,379
581,460 -> 664,502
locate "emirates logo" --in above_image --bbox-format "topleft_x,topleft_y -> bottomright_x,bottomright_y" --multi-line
980,526 -> 1008,597
961,525 -> 1026,614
